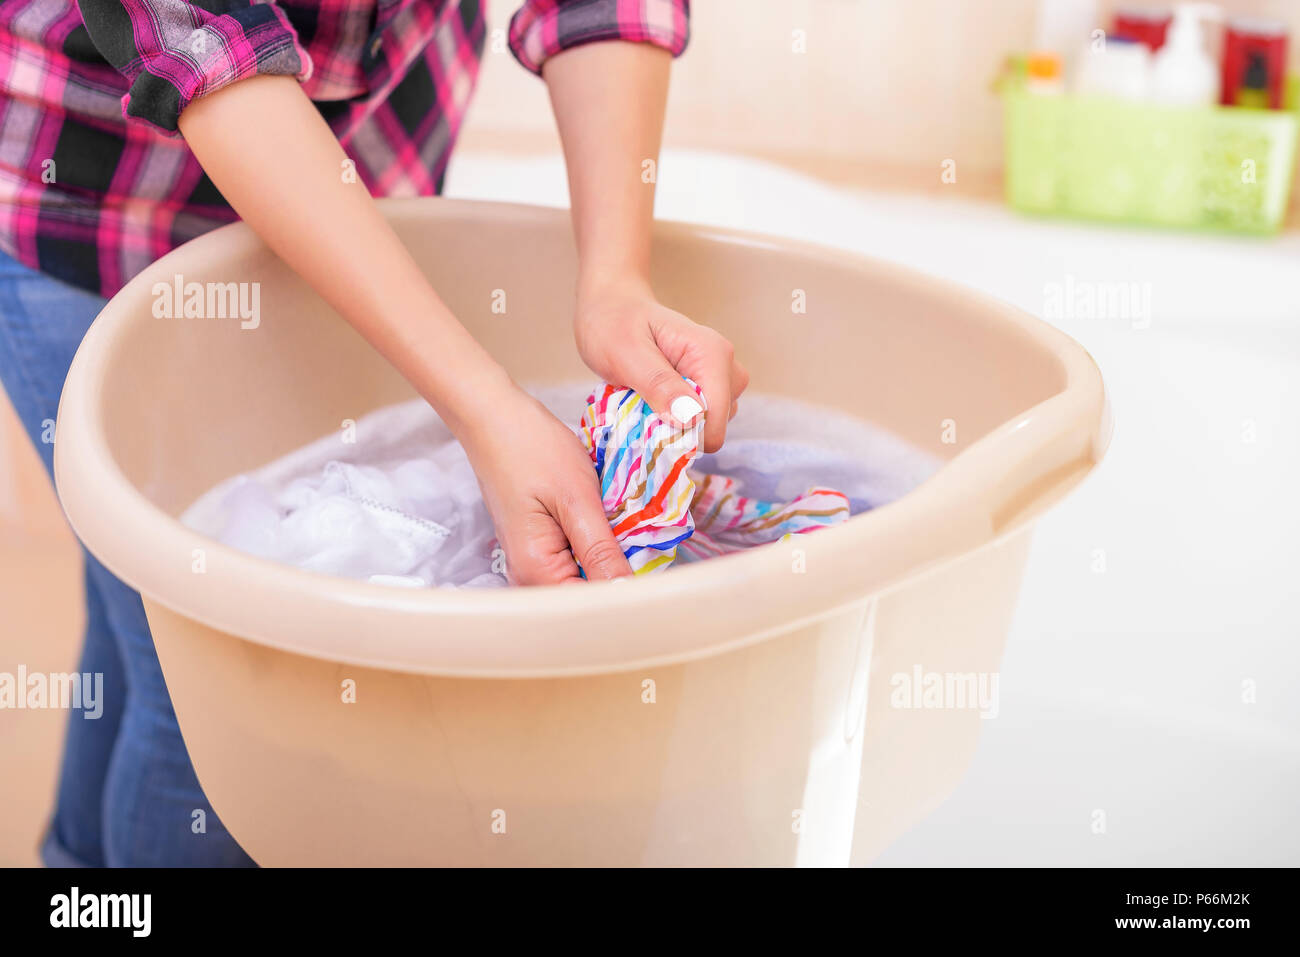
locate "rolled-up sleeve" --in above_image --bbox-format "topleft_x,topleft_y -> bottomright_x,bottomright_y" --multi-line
508,0 -> 690,76
76,0 -> 312,134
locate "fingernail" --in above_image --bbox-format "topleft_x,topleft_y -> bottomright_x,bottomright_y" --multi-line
670,395 -> 704,425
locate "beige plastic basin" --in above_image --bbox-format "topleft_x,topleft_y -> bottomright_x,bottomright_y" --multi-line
54,197 -> 1109,866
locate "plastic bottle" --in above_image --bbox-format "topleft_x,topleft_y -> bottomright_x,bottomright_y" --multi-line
1026,52 -> 1065,95
1151,3 -> 1222,105
1073,37 -> 1152,100
1033,0 -> 1099,86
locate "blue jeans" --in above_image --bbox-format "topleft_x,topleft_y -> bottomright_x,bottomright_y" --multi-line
0,248 -> 254,867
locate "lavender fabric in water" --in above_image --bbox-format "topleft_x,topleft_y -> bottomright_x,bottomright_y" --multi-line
182,384 -> 940,588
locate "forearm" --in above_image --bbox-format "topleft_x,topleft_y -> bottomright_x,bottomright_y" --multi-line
542,40 -> 744,449
543,42 -> 671,297
177,74 -> 511,436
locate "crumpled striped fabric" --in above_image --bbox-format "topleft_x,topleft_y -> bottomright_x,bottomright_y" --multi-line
578,381 -> 851,575
677,475 -> 852,563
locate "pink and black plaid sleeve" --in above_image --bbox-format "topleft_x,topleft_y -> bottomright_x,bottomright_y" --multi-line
509,0 -> 690,75
0,0 -> 689,298
76,0 -> 312,133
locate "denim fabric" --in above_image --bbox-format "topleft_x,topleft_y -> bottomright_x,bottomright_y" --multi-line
0,248 -> 254,866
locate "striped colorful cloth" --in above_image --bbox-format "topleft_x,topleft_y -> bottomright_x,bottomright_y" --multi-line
579,381 -> 701,574
677,474 -> 852,563
578,381 -> 851,575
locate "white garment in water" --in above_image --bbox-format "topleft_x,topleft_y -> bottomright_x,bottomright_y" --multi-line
181,384 -> 940,588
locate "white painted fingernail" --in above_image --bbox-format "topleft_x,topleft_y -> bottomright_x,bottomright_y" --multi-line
670,395 -> 704,425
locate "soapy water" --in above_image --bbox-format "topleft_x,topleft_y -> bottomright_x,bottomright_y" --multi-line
181,383 -> 941,588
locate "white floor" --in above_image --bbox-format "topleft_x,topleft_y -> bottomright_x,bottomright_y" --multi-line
447,149 -> 1300,865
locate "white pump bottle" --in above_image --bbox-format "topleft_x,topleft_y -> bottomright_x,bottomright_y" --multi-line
1151,3 -> 1223,105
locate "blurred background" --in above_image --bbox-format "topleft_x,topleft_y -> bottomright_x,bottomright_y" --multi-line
3,0 -> 1298,865
461,0 -> 1300,212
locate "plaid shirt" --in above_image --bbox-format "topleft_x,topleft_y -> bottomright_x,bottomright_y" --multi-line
0,0 -> 689,296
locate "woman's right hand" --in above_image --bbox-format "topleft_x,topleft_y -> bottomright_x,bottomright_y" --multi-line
460,383 -> 633,586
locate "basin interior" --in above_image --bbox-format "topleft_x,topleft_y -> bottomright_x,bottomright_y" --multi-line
93,200 -> 1067,522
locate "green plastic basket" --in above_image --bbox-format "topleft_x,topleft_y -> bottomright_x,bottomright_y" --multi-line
1001,68 -> 1300,234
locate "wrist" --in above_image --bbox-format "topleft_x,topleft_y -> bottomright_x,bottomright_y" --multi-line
417,342 -> 519,444
576,265 -> 652,306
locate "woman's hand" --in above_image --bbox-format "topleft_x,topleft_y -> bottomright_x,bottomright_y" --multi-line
574,276 -> 749,453
460,382 -> 632,586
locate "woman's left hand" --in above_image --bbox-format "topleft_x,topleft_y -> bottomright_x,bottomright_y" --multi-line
574,277 -> 749,453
